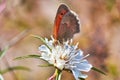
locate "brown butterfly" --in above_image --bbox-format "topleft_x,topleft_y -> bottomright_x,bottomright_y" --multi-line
53,4 -> 80,42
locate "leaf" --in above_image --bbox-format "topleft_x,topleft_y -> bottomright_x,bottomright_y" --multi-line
31,35 -> 51,50
32,35 -> 45,43
0,47 -> 8,60
14,54 -> 41,60
38,64 -> 53,67
92,67 -> 106,75
0,66 -> 30,74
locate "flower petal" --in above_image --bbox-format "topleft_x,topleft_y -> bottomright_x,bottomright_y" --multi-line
72,68 -> 87,80
76,60 -> 92,72
39,45 -> 50,53
39,45 -> 51,60
74,50 -> 83,59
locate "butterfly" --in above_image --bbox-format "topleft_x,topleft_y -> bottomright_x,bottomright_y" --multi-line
53,4 -> 80,43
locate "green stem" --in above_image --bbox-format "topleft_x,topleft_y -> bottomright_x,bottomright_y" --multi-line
55,69 -> 62,80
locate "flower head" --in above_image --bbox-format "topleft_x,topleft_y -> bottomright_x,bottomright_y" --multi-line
38,37 -> 92,80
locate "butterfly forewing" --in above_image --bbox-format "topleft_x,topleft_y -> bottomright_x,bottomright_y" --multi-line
53,4 -> 69,40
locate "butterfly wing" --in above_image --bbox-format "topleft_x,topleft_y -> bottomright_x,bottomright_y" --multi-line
53,4 -> 80,42
53,4 -> 69,40
58,11 -> 80,42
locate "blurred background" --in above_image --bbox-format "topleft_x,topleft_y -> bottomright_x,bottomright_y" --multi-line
0,0 -> 120,80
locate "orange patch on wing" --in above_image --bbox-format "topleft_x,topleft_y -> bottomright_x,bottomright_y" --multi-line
53,10 -> 68,40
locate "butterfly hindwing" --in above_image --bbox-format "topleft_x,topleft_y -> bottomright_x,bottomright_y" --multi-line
58,11 -> 80,42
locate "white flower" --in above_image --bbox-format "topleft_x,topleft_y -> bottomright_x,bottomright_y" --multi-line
0,74 -> 4,80
38,37 -> 92,80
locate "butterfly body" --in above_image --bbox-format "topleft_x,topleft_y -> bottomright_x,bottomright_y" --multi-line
53,4 -> 80,42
